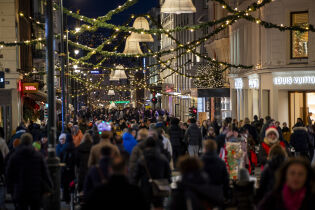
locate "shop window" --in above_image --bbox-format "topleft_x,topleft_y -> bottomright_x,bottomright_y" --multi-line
291,12 -> 308,59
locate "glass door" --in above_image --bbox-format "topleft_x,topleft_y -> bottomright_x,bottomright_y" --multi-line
306,93 -> 315,125
289,92 -> 304,128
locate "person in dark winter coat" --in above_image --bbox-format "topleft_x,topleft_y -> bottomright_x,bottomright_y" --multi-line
6,133 -> 52,210
202,140 -> 230,200
84,146 -> 113,199
169,156 -> 224,210
167,118 -> 184,167
260,116 -> 272,141
290,124 -> 313,160
83,156 -> 147,210
258,158 -> 315,210
60,134 -> 76,203
243,118 -> 259,144
185,118 -> 202,157
255,144 -> 287,204
75,133 -> 93,193
131,137 -> 171,209
40,131 -> 48,158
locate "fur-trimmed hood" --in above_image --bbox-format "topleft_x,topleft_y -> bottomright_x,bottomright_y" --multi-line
293,126 -> 308,132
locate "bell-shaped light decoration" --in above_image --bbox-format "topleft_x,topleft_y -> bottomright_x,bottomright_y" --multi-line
108,90 -> 115,95
129,17 -> 154,42
112,65 -> 128,80
123,36 -> 143,55
109,70 -> 119,81
161,0 -> 196,14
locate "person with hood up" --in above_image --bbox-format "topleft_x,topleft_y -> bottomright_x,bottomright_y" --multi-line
122,128 -> 138,154
167,118 -> 184,167
169,156 -> 224,210
184,118 -> 202,157
290,121 -> 313,160
258,126 -> 286,167
8,125 -> 26,151
75,133 -> 93,193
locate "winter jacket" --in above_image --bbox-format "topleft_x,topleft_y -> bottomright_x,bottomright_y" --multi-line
75,140 -> 93,192
215,134 -> 226,154
243,124 -> 259,144
169,171 -> 224,210
202,151 -> 230,199
233,181 -> 255,210
131,147 -> 171,205
258,139 -> 286,166
290,127 -> 312,153
6,145 -> 52,201
185,123 -> 202,146
8,129 -> 26,151
73,130 -> 83,147
167,125 -> 184,148
83,175 -> 148,210
129,140 -> 146,177
258,189 -> 315,210
256,156 -> 286,203
122,132 -> 137,154
60,136 -> 76,190
84,157 -> 111,198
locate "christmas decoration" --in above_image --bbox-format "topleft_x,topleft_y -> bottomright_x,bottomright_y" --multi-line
193,62 -> 226,88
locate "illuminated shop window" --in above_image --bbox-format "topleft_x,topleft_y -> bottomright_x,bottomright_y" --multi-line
291,12 -> 308,58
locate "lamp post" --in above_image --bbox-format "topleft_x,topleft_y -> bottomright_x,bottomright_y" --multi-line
59,0 -> 65,132
45,0 -> 60,209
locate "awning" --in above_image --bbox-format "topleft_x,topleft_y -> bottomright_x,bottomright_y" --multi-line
197,88 -> 230,97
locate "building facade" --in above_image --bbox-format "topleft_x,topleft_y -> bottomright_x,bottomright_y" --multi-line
228,0 -> 315,128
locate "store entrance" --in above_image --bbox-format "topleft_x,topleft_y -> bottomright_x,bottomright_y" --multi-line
289,92 -> 315,128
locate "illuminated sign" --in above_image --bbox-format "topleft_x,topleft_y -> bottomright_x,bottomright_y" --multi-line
249,78 -> 259,89
110,101 -> 130,104
273,76 -> 315,85
0,72 -> 4,88
90,70 -> 102,74
234,78 -> 243,89
23,83 -> 39,93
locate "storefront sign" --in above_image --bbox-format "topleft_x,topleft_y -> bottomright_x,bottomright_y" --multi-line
273,76 -> 315,85
249,78 -> 259,89
234,78 -> 243,89
90,70 -> 102,74
111,101 -> 130,104
23,83 -> 39,93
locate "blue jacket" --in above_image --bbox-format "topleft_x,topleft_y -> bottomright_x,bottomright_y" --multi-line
122,132 -> 137,154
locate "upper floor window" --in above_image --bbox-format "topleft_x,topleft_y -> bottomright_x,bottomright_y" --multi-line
291,12 -> 308,59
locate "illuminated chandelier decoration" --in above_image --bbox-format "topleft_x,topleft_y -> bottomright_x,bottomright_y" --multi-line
123,36 -> 143,55
129,17 -> 154,42
109,70 -> 119,81
108,90 -> 115,95
161,0 -> 196,14
112,65 -> 128,80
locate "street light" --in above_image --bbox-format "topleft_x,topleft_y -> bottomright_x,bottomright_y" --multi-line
75,27 -> 81,33
74,49 -> 79,55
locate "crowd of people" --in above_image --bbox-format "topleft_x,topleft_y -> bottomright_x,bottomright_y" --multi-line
1,107 -> 315,210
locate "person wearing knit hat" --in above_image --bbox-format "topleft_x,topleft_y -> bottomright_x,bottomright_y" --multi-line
259,126 -> 286,167
32,141 -> 41,152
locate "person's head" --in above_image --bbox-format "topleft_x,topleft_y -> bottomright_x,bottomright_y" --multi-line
189,118 -> 196,124
297,118 -> 303,124
100,131 -> 113,140
145,137 -> 156,148
283,122 -> 287,127
171,118 -> 180,126
32,141 -> 41,151
59,133 -> 66,144
275,121 -> 280,127
254,115 -> 258,121
20,133 -> 33,146
100,146 -> 113,158
268,144 -> 287,160
275,158 -> 313,192
265,126 -> 279,144
177,155 -> 203,175
71,125 -> 79,135
148,129 -> 158,141
137,128 -> 148,141
244,118 -> 250,125
265,116 -> 271,122
203,139 -> 217,154
114,135 -> 123,145
131,129 -> 137,138
82,133 -> 93,144
202,120 -> 207,127
110,156 -> 128,176
207,127 -> 215,135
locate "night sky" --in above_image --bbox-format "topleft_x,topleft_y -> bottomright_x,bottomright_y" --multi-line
64,0 -> 158,24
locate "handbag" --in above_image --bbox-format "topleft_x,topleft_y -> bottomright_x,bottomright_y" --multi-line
142,153 -> 171,197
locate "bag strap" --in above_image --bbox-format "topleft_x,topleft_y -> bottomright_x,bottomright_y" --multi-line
96,166 -> 107,184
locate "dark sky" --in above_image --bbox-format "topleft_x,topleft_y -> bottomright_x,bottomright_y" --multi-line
64,0 -> 158,24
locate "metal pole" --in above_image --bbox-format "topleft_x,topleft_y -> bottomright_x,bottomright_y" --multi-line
45,0 -> 60,209
65,30 -> 70,124
59,0 -> 65,132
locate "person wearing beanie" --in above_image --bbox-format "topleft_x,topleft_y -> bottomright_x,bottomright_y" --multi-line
258,126 -> 286,167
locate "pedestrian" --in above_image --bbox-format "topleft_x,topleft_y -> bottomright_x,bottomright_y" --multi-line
243,118 -> 259,144
88,131 -> 119,168
60,134 -> 76,203
202,139 -> 230,200
72,125 -> 84,147
167,118 -> 184,167
56,133 -> 67,158
260,116 -> 272,141
132,137 -> 171,210
204,126 -> 216,140
84,146 -> 113,198
201,120 -> 208,139
83,155 -> 147,210
8,125 -> 26,151
290,122 -> 313,160
40,131 -> 48,158
282,122 -> 291,143
258,157 -> 315,210
169,156 -> 224,210
258,126 -> 286,167
75,133 -> 93,194
0,128 -> 9,158
122,128 -> 138,154
6,133 -> 52,210
184,118 -> 202,157
256,144 -> 287,203
129,128 -> 148,177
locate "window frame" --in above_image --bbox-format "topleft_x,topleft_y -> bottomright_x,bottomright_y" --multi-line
290,11 -> 309,59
